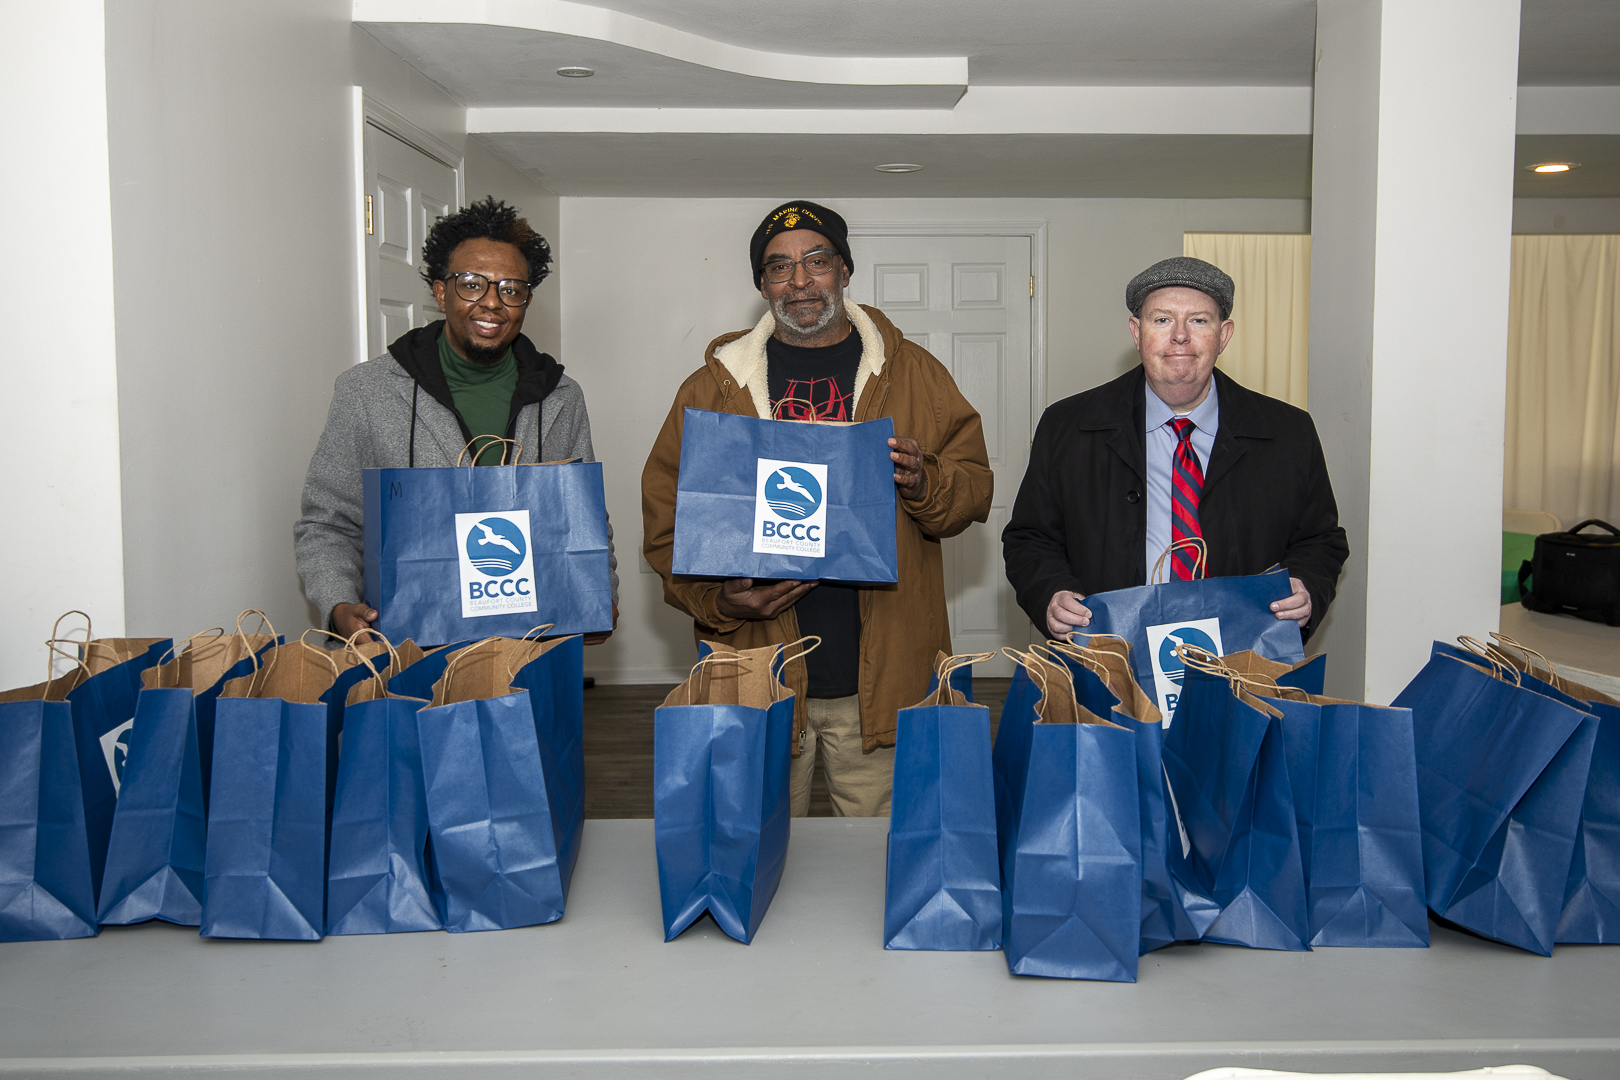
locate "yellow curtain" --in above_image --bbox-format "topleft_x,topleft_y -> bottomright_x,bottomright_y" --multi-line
1182,233 -> 1311,408
1505,234 -> 1620,528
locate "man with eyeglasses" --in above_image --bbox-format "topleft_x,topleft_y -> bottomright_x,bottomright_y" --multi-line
1002,256 -> 1346,643
641,200 -> 992,817
296,196 -> 617,642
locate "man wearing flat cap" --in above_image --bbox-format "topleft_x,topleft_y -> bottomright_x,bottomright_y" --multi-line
1002,255 -> 1348,641
642,200 -> 992,817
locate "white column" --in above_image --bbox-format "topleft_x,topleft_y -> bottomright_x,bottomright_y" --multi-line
1309,0 -> 1521,703
0,1 -> 126,687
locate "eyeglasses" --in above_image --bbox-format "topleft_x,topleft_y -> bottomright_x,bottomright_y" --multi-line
761,250 -> 841,284
442,272 -> 532,307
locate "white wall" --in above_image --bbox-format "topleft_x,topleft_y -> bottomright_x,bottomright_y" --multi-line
103,6 -> 481,643
0,0 -> 127,688
561,196 -> 1309,682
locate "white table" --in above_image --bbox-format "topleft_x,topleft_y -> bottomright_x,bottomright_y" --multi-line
2,819 -> 1617,1079
1499,603 -> 1620,699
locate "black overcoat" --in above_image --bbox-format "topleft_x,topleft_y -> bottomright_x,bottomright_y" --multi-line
1002,366 -> 1349,639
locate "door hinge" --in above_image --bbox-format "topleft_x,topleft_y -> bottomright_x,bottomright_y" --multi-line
364,194 -> 374,236
1029,275 -> 1034,297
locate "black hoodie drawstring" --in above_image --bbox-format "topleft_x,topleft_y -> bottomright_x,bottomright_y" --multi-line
409,380 -> 419,468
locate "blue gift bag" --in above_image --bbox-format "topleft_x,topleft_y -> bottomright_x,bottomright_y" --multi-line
326,647 -> 440,935
202,641 -> 343,940
884,653 -> 1001,951
386,640 -> 467,701
1557,690 -> 1620,944
0,693 -> 98,942
1082,560 -> 1303,725
52,636 -> 171,907
509,634 -> 587,904
655,642 -> 797,944
1163,656 -> 1311,951
415,636 -> 580,932
1221,650 -> 1327,697
671,407 -> 898,584
1468,636 -> 1620,946
364,459 -> 613,644
999,648 -> 1142,981
1258,686 -> 1428,948
1392,646 -> 1596,955
97,688 -> 207,926
1052,636 -> 1217,951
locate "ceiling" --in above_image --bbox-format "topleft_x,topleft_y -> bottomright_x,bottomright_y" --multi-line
358,0 -> 1620,199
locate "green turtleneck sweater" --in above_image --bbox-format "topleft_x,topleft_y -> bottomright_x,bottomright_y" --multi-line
438,331 -> 519,465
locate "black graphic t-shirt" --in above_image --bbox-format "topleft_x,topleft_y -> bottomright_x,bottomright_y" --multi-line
766,332 -> 864,698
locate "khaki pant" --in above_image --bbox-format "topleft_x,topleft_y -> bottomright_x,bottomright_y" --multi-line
788,695 -> 895,818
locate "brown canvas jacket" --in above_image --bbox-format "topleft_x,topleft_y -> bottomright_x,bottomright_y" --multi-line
641,303 -> 992,752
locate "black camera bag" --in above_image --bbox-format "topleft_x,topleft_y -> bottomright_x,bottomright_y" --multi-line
1518,519 -> 1620,626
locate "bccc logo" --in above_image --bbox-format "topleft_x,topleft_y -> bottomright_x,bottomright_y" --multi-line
456,510 -> 538,618
753,459 -> 830,559
469,576 -> 531,599
761,521 -> 821,541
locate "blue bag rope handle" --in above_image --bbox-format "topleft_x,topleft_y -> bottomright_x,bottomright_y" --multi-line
148,628 -> 228,688
457,435 -> 523,468
230,610 -> 283,699
1000,645 -> 1080,718
302,627 -> 402,701
1150,538 -> 1209,584
503,625 -> 559,680
926,651 -> 994,707
681,636 -> 822,707
1445,636 -> 1524,687
1480,633 -> 1572,695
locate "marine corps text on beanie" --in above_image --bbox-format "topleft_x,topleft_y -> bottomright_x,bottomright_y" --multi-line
1125,256 -> 1235,320
749,201 -> 854,289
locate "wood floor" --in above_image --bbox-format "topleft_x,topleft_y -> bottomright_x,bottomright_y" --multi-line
582,679 -> 1013,818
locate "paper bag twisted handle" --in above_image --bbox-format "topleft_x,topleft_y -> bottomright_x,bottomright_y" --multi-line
234,610 -> 281,698
928,651 -> 993,705
1045,639 -> 1115,695
457,435 -> 523,467
1484,632 -> 1563,693
435,637 -> 504,707
152,628 -> 225,688
769,394 -> 821,423
504,625 -> 558,679
1150,538 -> 1208,584
1455,636 -> 1522,687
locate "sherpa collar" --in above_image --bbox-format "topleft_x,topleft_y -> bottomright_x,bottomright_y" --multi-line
713,302 -> 887,420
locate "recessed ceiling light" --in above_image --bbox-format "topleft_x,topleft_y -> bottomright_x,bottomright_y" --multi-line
874,163 -> 922,173
556,66 -> 595,78
1528,162 -> 1580,173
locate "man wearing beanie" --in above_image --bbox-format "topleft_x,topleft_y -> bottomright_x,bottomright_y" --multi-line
642,200 -> 992,817
1002,256 -> 1347,641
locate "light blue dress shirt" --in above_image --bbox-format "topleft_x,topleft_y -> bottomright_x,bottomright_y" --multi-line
1143,379 -> 1219,581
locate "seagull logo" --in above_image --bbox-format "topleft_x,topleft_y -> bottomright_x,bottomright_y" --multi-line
1156,626 -> 1218,685
464,516 -> 528,577
765,465 -> 822,520
473,521 -> 522,556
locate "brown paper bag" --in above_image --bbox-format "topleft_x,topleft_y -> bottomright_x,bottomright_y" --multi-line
1048,635 -> 1162,727
220,641 -> 344,704
661,641 -> 795,710
428,635 -> 576,708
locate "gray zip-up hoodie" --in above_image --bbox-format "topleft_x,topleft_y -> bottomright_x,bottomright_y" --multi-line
294,322 -> 618,628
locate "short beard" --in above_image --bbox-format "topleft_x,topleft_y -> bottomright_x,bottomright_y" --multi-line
770,288 -> 844,343
456,332 -> 510,364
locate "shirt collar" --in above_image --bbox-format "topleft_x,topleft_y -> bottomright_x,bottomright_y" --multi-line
1144,374 -> 1219,434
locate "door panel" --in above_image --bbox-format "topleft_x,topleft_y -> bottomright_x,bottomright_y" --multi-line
363,124 -> 457,361
848,233 -> 1036,675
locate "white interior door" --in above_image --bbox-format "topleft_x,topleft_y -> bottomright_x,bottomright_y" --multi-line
847,233 -> 1036,676
363,123 -> 456,360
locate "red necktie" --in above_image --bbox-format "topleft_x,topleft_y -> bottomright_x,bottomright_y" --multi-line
1169,418 -> 1204,580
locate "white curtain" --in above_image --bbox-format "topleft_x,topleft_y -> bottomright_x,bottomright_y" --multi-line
1504,234 -> 1620,528
1183,232 -> 1311,408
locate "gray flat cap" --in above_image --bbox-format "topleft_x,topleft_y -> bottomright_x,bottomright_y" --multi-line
1126,256 -> 1235,319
